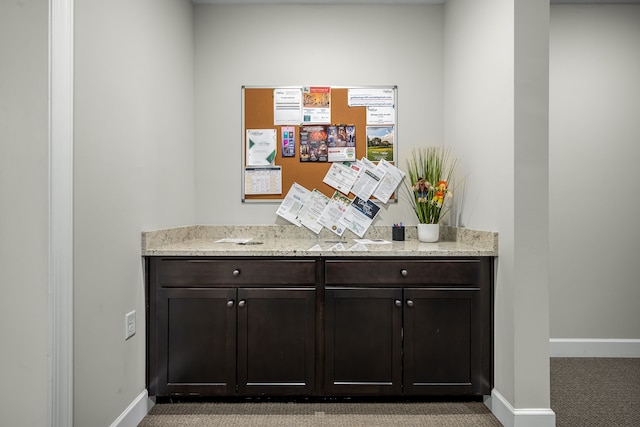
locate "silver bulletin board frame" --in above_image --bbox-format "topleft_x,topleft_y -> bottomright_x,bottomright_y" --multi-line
241,85 -> 398,203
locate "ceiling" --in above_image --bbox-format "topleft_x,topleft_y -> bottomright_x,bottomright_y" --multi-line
192,0 -> 640,4
192,0 -> 445,3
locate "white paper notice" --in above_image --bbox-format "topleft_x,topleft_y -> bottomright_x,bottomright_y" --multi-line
215,237 -> 253,243
246,129 -> 277,166
339,196 -> 381,238
348,88 -> 395,107
244,166 -> 282,195
354,239 -> 390,244
351,159 -> 385,201
273,88 -> 302,125
372,159 -> 405,203
296,189 -> 329,234
366,106 -> 396,125
318,191 -> 352,236
322,162 -> 361,195
276,182 -> 311,226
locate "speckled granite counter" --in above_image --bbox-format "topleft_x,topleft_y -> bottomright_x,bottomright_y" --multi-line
142,225 -> 498,257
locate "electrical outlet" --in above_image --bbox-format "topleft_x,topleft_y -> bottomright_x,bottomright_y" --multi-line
125,310 -> 136,340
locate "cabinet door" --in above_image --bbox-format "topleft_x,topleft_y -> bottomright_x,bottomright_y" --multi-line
237,288 -> 316,395
155,288 -> 236,396
324,287 -> 403,395
403,288 -> 480,395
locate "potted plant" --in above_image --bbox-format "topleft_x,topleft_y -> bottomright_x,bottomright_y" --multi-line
404,146 -> 458,242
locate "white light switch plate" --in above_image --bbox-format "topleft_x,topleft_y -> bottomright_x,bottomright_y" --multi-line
125,310 -> 136,340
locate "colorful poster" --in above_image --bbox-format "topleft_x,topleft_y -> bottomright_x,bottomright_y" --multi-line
327,125 -> 356,162
302,86 -> 331,124
366,125 -> 395,162
281,126 -> 295,157
299,125 -> 328,162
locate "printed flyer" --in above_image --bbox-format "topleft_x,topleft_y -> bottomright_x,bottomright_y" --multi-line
276,182 -> 311,226
302,86 -> 331,124
366,125 -> 395,162
296,189 -> 329,234
299,125 -> 328,162
246,129 -> 277,166
317,191 -> 352,236
339,196 -> 381,238
327,125 -> 356,162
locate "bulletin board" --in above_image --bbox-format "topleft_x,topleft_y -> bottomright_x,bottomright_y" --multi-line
241,85 -> 398,202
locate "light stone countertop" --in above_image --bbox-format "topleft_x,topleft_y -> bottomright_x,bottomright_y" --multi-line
142,225 -> 498,257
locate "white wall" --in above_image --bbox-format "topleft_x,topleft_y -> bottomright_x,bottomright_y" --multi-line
549,6 -> 640,339
0,1 -> 49,426
444,0 -> 552,418
194,4 -> 444,224
6,2 -> 636,425
74,0 -> 195,425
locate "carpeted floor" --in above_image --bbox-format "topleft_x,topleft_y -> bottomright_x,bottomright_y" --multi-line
138,400 -> 501,426
551,357 -> 640,426
138,358 -> 640,426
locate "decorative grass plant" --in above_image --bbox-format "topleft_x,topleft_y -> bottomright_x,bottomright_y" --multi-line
404,146 -> 458,224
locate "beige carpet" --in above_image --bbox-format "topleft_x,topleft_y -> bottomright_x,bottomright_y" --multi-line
138,401 -> 502,426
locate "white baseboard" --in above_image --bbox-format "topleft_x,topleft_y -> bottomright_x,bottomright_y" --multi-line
550,338 -> 640,357
485,389 -> 556,427
110,389 -> 153,427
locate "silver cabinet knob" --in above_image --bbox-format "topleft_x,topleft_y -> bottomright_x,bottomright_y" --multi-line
227,300 -> 234,307
400,269 -> 408,277
233,269 -> 241,276
238,300 -> 246,307
394,299 -> 402,307
406,299 -> 414,307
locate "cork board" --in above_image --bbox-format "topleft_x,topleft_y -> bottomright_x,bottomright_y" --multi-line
242,86 -> 397,202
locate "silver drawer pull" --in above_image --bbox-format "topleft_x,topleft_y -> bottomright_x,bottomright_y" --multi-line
238,300 -> 246,307
406,299 -> 414,307
233,269 -> 241,276
227,300 -> 234,307
400,269 -> 408,277
394,299 -> 402,307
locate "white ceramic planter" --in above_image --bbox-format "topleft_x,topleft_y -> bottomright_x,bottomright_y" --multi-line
417,223 -> 440,243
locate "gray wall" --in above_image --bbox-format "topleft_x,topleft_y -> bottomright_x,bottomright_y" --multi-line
195,0 -> 552,416
549,5 -> 640,339
444,0 -> 551,411
2,1 -> 638,426
194,4 -> 444,224
0,1 -> 49,426
73,0 -> 195,425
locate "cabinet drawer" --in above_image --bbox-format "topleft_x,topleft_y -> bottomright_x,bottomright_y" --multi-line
324,259 -> 481,286
155,258 -> 317,287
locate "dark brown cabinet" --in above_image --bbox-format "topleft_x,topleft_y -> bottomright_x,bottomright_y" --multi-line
236,287 -> 316,396
323,258 -> 493,397
403,288 -> 483,395
324,287 -> 403,395
146,256 -> 493,399
148,258 -> 317,397
156,287 -> 236,396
